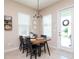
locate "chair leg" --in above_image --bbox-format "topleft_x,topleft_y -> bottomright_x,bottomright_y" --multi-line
46,42 -> 50,56
44,43 -> 46,53
30,54 -> 32,59
19,46 -> 21,51
35,51 -> 37,59
26,49 -> 28,57
22,47 -> 25,53
22,50 -> 24,53
19,44 -> 22,51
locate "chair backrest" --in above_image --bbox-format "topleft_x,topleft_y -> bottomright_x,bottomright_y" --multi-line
19,36 -> 24,44
33,34 -> 38,38
19,36 -> 27,44
41,35 -> 47,39
25,37 -> 32,50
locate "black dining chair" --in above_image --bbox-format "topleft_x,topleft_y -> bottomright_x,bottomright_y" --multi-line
33,34 -> 38,39
41,35 -> 47,39
40,35 -> 50,56
19,36 -> 29,54
29,32 -> 38,39
19,36 -> 23,51
25,37 -> 39,59
40,35 -> 47,53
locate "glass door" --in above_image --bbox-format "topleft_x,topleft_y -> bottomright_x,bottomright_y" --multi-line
58,7 -> 74,51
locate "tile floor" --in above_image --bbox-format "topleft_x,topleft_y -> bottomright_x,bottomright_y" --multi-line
5,48 -> 74,59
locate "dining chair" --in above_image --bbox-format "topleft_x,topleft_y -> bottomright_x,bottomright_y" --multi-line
30,32 -> 38,39
32,34 -> 38,39
40,35 -> 50,56
19,36 -> 23,51
19,36 -> 29,54
40,35 -> 47,53
25,37 -> 39,59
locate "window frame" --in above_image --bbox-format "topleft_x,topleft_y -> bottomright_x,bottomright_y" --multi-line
18,12 -> 31,36
42,14 -> 52,37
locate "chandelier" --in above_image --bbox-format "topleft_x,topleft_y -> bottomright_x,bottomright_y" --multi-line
33,0 -> 42,19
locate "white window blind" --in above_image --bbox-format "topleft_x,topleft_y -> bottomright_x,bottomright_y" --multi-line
18,12 -> 30,36
43,15 -> 52,37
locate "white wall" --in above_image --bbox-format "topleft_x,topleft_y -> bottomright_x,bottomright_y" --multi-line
4,0 -> 35,52
40,0 -> 74,48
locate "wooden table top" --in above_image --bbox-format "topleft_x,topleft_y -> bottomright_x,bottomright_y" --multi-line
31,38 -> 51,45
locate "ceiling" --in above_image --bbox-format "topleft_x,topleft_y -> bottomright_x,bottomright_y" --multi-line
12,0 -> 61,10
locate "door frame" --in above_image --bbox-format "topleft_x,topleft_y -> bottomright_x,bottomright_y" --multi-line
57,6 -> 74,52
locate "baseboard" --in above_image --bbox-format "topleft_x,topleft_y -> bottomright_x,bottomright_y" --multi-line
49,46 -> 74,53
49,45 -> 57,49
4,47 -> 18,53
59,48 -> 74,53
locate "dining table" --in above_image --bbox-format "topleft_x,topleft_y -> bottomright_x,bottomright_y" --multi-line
31,37 -> 51,44
30,37 -> 51,56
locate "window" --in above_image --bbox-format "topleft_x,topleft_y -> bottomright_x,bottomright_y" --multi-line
18,12 -> 30,36
43,15 -> 52,37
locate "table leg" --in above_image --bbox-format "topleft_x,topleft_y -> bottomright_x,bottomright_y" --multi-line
46,42 -> 50,56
